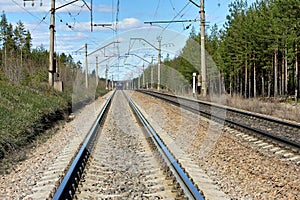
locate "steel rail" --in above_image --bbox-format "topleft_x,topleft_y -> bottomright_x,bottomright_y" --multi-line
123,91 -> 204,200
52,91 -> 115,200
141,90 -> 300,129
138,90 -> 300,150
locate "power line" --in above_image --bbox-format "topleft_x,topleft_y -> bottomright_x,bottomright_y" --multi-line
58,0 -> 85,24
23,0 -> 94,88
11,0 -> 46,22
23,0 -> 42,6
158,1 -> 190,37
115,0 -> 120,33
31,11 -> 50,31
153,0 -> 161,20
145,19 -> 199,24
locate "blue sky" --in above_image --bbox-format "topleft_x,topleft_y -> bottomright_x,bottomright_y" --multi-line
1,0 -> 254,80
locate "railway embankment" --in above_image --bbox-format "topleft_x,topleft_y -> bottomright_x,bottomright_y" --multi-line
0,81 -> 71,173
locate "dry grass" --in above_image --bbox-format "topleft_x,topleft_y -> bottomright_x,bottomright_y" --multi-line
224,95 -> 300,123
160,88 -> 300,123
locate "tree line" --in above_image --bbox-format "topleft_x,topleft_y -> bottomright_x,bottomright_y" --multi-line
144,0 -> 299,100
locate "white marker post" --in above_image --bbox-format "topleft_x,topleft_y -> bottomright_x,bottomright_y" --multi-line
193,72 -> 197,97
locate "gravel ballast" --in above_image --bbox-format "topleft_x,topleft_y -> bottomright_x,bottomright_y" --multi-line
129,91 -> 299,199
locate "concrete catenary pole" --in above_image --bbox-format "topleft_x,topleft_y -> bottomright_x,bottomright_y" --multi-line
85,43 -> 88,88
142,64 -> 145,87
111,74 -> 114,89
157,36 -> 162,91
151,56 -> 154,89
96,56 -> 98,85
105,64 -> 108,90
200,0 -> 207,96
49,0 -> 55,86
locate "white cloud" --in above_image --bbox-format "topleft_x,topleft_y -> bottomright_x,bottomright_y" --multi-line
57,32 -> 89,42
116,18 -> 143,30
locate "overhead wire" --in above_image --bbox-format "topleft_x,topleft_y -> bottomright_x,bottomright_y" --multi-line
9,0 -> 116,73
10,0 -> 47,22
59,0 -> 86,27
143,1 -> 200,64
169,0 -> 192,32
52,1 -> 108,56
9,0 -> 54,44
141,0 -> 160,33
153,0 -> 161,19
31,11 -> 50,32
158,1 -> 190,37
168,0 -> 178,15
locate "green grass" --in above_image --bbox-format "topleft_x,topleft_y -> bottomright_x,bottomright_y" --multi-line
0,81 -> 69,162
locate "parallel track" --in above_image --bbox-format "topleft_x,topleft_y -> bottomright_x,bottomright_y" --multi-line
52,90 -> 204,199
138,90 -> 300,152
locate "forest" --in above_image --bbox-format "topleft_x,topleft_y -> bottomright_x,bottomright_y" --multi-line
159,0 -> 299,100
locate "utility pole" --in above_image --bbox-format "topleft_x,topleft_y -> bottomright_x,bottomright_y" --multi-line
105,64 -> 108,90
187,0 -> 206,96
25,0 -> 93,88
130,38 -> 162,91
151,56 -> 154,89
142,64 -> 145,87
87,41 -> 120,90
124,53 -> 153,89
296,44 -> 298,102
49,0 -> 55,86
111,74 -> 114,89
85,43 -> 88,88
200,0 -> 207,97
138,71 -> 141,89
157,37 -> 162,91
96,56 -> 98,85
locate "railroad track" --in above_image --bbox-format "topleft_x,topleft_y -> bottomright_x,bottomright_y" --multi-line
138,90 -> 300,153
53,90 -> 205,199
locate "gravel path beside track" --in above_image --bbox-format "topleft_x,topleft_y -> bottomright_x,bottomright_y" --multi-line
0,92 -> 112,199
129,91 -> 299,199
